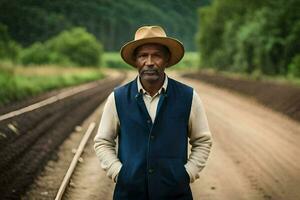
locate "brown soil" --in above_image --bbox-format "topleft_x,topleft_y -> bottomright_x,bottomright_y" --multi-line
176,72 -> 300,200
17,71 -> 300,200
22,72 -> 137,200
0,73 -> 126,199
183,71 -> 300,123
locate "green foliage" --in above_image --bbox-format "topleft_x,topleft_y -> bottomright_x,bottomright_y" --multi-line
288,55 -> 300,78
0,0 -> 210,51
173,52 -> 200,70
0,23 -> 21,61
0,67 -> 15,105
197,0 -> 300,77
0,65 -> 104,105
20,27 -> 103,66
46,27 -> 103,66
102,52 -> 131,69
20,42 -> 71,65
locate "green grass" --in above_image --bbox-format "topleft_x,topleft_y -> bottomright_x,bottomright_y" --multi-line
0,64 -> 105,106
0,51 -> 201,106
172,52 -> 200,70
102,52 -> 132,70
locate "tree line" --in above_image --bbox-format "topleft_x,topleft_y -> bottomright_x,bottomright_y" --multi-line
197,0 -> 300,77
0,0 -> 210,51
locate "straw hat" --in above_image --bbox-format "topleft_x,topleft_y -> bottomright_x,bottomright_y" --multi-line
120,25 -> 184,68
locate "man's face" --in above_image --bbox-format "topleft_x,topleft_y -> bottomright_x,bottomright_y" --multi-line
134,43 -> 169,83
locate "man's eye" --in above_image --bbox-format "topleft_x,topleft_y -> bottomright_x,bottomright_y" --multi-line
138,54 -> 147,58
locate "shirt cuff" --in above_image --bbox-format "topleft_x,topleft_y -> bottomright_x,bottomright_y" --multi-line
185,161 -> 201,183
111,162 -> 122,183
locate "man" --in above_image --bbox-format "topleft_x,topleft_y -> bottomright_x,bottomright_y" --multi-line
94,25 -> 212,200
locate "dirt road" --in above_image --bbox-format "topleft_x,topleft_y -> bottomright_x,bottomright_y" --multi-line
25,72 -> 300,200
179,74 -> 300,200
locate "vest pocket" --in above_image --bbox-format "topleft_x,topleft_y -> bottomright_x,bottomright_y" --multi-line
159,158 -> 189,186
115,162 -> 131,186
156,158 -> 190,198
114,160 -> 146,196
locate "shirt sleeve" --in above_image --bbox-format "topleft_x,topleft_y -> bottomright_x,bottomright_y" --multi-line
184,90 -> 213,183
94,92 -> 122,183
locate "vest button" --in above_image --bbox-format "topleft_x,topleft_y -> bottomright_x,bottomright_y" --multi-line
150,135 -> 155,140
148,168 -> 154,174
147,119 -> 151,123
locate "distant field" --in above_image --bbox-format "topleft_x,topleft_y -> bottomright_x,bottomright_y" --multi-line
0,64 -> 104,106
102,52 -> 132,69
172,52 -> 200,70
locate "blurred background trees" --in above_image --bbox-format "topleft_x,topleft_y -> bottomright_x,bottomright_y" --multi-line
0,0 -> 209,51
197,0 -> 300,77
0,23 -> 20,62
0,0 -> 299,78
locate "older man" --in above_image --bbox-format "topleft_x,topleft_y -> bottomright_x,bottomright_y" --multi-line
94,25 -> 212,200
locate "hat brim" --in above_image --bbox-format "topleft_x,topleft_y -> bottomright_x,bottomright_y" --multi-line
120,37 -> 185,68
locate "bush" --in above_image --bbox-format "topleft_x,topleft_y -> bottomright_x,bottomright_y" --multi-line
288,55 -> 300,78
0,23 -> 21,62
47,27 -> 103,66
20,42 -> 71,65
20,27 -> 103,67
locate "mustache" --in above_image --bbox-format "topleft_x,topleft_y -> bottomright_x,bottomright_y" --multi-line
141,69 -> 159,74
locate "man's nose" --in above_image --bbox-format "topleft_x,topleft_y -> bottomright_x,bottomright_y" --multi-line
145,55 -> 154,66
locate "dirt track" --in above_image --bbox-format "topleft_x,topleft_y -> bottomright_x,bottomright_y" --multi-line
178,73 -> 300,200
24,71 -> 300,200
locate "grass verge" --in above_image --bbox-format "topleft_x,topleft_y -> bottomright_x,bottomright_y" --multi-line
0,64 -> 105,106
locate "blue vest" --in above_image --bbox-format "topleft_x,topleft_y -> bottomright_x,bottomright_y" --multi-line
113,77 -> 193,200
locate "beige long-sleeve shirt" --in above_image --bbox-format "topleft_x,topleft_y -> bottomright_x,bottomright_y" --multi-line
94,75 -> 212,183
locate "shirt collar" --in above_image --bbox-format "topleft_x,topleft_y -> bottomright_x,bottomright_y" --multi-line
137,73 -> 168,95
